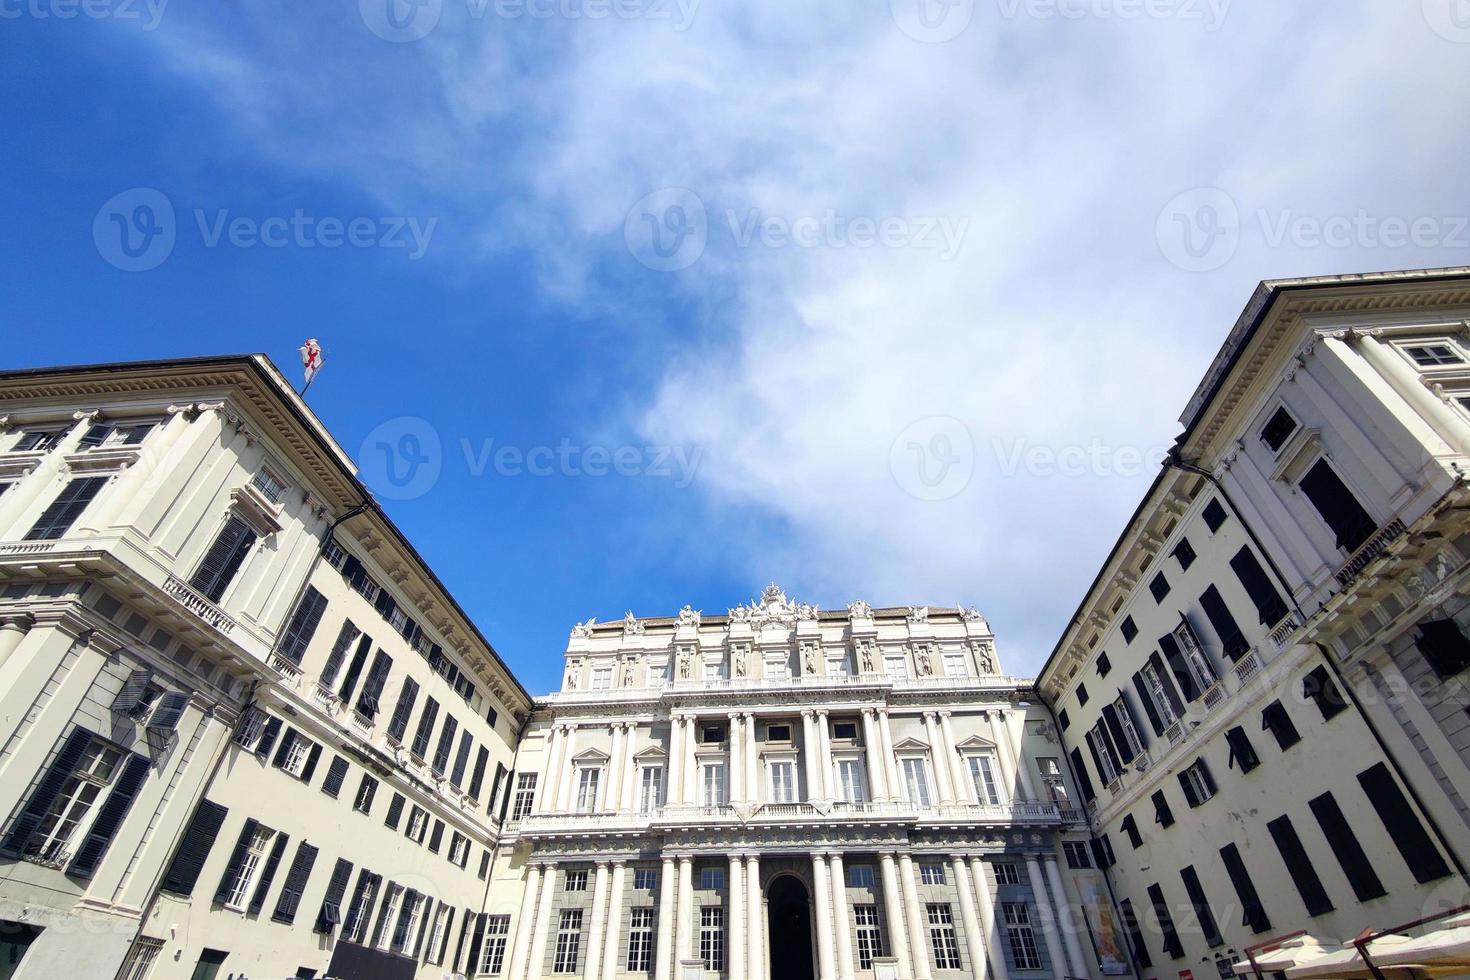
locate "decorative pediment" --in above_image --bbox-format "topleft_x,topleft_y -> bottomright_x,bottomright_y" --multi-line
954,734 -> 997,751
892,736 -> 930,752
633,745 -> 668,760
571,747 -> 611,763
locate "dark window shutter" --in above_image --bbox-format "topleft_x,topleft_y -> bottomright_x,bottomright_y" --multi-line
25,477 -> 108,540
162,800 -> 228,895
429,820 -> 445,853
451,732 -> 474,787
1230,546 -> 1289,628
336,635 -> 373,703
469,748 -> 491,801
340,870 -> 379,939
79,423 -> 111,447
213,819 -> 261,904
1146,883 -> 1184,959
1414,619 -> 1470,679
1177,770 -> 1200,807
190,516 -> 258,603
315,857 -> 354,933
387,677 -> 420,741
1196,759 -> 1217,796
415,897 -> 437,956
1299,460 -> 1377,553
1131,671 -> 1165,736
1068,747 -> 1096,803
1302,666 -> 1347,721
300,744 -> 322,783
1179,865 -> 1222,947
146,691 -> 189,734
1308,791 -> 1386,901
433,715 -> 459,775
1146,652 -> 1186,718
1101,703 -> 1134,764
391,888 -> 419,952
356,651 -> 393,717
1117,692 -> 1148,749
1158,633 -> 1200,702
483,760 -> 505,809
1219,842 -> 1272,934
412,698 -> 440,758
1120,813 -> 1141,848
1118,898 -> 1152,970
2,727 -> 94,854
385,793 -> 405,829
111,670 -> 153,715
278,587 -> 328,666
273,729 -> 299,768
323,756 -> 349,797
248,831 -> 290,915
1199,585 -> 1249,662
1225,727 -> 1260,773
272,841 -> 319,924
1266,815 -> 1332,916
453,907 -> 474,972
255,717 -> 282,760
1261,700 -> 1302,749
357,774 -> 378,812
466,911 -> 487,971
68,752 -> 150,877
370,880 -> 398,943
1356,762 -> 1452,883
1151,790 -> 1174,827
1202,498 -> 1227,532
321,621 -> 361,687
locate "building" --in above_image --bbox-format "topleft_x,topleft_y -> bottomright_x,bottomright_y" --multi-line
0,357 -> 531,980
498,587 -> 1121,980
1038,268 -> 1470,979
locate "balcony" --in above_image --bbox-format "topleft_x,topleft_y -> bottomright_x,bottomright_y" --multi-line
268,652 -> 303,688
1233,651 -> 1262,685
163,574 -> 240,637
517,798 -> 1060,834
1334,517 -> 1408,589
311,682 -> 340,714
1268,616 -> 1301,652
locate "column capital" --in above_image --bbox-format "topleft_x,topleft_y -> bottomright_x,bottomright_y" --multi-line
861,707 -> 876,718
938,709 -> 953,719
727,710 -> 742,722
816,708 -> 830,718
801,708 -> 815,719
596,858 -> 612,868
922,710 -> 937,721
0,613 -> 35,631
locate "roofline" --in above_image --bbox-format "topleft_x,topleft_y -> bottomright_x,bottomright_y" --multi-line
0,354 -> 534,708
1038,266 -> 1470,687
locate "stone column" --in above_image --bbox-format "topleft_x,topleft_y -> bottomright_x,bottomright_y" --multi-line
744,713 -> 759,804
898,854 -> 932,980
656,856 -> 678,980
1349,332 -> 1470,456
602,861 -> 629,980
1025,857 -> 1069,979
729,713 -> 745,804
676,856 -> 695,962
878,711 -> 902,804
0,616 -> 33,671
938,713 -> 973,804
607,725 -> 626,813
1044,855 -> 1090,979
861,709 -> 889,801
923,713 -> 955,804
830,853 -> 855,980
684,717 -> 699,805
949,857 -> 986,980
878,853 -> 914,979
556,724 -> 580,811
621,724 -> 640,812
812,854 -> 838,980
986,711 -> 1022,803
669,716 -> 686,806
586,861 -> 613,980
730,855 -> 747,980
507,862 -> 545,980
747,855 -> 764,980
540,726 -> 566,813
801,710 -> 820,802
817,710 -> 834,802
528,864 -> 561,980
968,858 -> 1008,980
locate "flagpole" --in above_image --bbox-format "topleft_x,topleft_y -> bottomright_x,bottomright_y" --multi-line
299,377 -> 315,398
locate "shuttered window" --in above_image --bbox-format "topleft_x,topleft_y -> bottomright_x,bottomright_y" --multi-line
315,857 -> 355,934
162,800 -> 228,895
1413,618 -> 1470,679
248,830 -> 290,914
1179,865 -> 1222,947
1146,883 -> 1184,959
1229,546 -> 1289,628
1151,790 -> 1174,828
1261,701 -> 1301,750
146,691 -> 189,736
1068,748 -> 1095,804
272,841 -> 320,924
1117,898 -> 1151,970
278,587 -> 328,666
387,677 -> 419,742
1219,843 -> 1272,934
1356,763 -> 1452,883
433,715 -> 459,775
190,515 -> 258,603
1299,460 -> 1377,553
1120,813 -> 1141,848
1202,498 -> 1227,532
1225,726 -> 1260,773
412,698 -> 440,759
1308,791 -> 1386,901
1,727 -> 96,856
111,670 -> 154,715
468,748 -> 491,801
1159,632 -> 1201,702
1177,758 -> 1216,807
451,731 -> 474,788
322,756 -> 349,798
356,651 -> 393,717
1265,815 -> 1332,916
1302,666 -> 1347,721
385,793 -> 406,830
320,621 -> 361,689
1199,585 -> 1249,662
67,752 -> 149,877
26,477 -> 108,540
336,635 -> 373,703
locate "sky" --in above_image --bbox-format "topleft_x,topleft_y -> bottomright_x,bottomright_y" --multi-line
5,0 -> 1470,695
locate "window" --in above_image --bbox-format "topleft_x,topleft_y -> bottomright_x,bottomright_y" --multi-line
635,868 -> 658,890
627,908 -> 654,972
26,476 -> 108,540
1173,538 -> 1197,570
639,766 -> 664,814
405,806 -> 427,843
1120,615 -> 1138,643
478,848 -> 490,878
1063,842 -> 1092,869
425,904 -> 453,964
943,652 -> 969,677
1096,652 -> 1111,676
902,758 -> 932,807
373,883 -> 405,949
276,731 -> 311,778
1225,726 -> 1260,773
927,904 -> 961,970
702,661 -> 723,681
1357,762 -> 1452,883
432,714 -> 459,774
700,724 -> 727,744
386,678 -> 419,743
1180,865 -> 1222,947
1120,813 -> 1142,849
1219,842 -> 1272,934
1087,725 -> 1121,785
480,915 -> 510,975
1058,708 -> 1070,731
278,587 -> 327,666
354,775 -> 378,814
565,869 -> 589,892
1075,682 -> 1089,706
411,697 -> 440,759
701,762 -> 726,806
648,660 -> 669,688
1149,573 -> 1171,603
766,724 -> 792,742
314,858 -> 354,935
885,655 -> 909,680
1118,899 -> 1152,970
575,768 -> 602,813
1302,665 -> 1347,721
221,823 -> 274,910
1093,834 -> 1116,868
118,938 -> 164,980
448,832 -> 470,868
769,761 -> 797,804
1309,791 -> 1387,901
1178,758 -> 1216,807
1199,585 -> 1249,662
1414,618 -> 1470,678
1141,660 -> 1180,727
250,467 -> 288,503
1260,406 -> 1299,452
1110,696 -> 1145,761
1152,789 -> 1175,827
920,863 -> 946,885
1002,903 -> 1042,970
19,735 -> 126,864
342,872 -> 381,943
1174,618 -> 1220,693
512,774 -> 538,820
993,862 -> 1020,885
828,655 -> 851,678
699,906 -> 725,971
553,910 -> 583,973
12,427 -> 66,452
700,867 -> 726,890
855,905 -> 884,968
848,864 -> 876,888
1147,883 -> 1184,959
590,666 -> 613,690
384,793 -> 405,829
837,758 -> 867,802
271,842 -> 320,925
1299,460 -> 1377,553
189,515 -> 258,602
833,721 -> 859,741
1203,498 -> 1228,533
1261,700 -> 1301,749
1266,815 -> 1333,916
968,755 -> 1002,805
1405,342 -> 1464,366
1069,747 -> 1095,804
190,950 -> 228,980
765,654 -> 790,679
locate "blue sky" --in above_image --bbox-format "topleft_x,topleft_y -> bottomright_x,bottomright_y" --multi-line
5,0 -> 1470,694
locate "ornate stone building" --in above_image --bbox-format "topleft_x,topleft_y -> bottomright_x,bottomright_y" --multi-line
496,587 -> 1121,980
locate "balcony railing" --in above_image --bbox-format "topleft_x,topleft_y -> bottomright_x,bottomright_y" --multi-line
268,653 -> 303,688
521,799 -> 1060,830
1164,720 -> 1187,747
163,574 -> 239,636
1334,517 -> 1408,589
1269,616 -> 1301,652
0,541 -> 57,557
349,709 -> 375,739
311,683 -> 340,714
1233,651 -> 1262,685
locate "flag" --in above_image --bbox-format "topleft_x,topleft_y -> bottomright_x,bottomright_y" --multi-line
298,339 -> 324,386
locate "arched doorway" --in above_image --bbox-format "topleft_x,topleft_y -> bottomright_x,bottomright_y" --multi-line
767,876 -> 815,980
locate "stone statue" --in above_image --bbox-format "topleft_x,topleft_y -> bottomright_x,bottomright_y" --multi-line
859,642 -> 875,673
916,646 -> 932,675
848,599 -> 873,620
564,659 -> 580,689
734,646 -> 747,677
677,604 -> 702,627
908,606 -> 929,624
802,647 -> 817,675
571,618 -> 596,638
622,611 -> 645,636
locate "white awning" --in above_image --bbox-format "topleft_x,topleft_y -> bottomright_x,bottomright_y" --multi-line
1369,911 -> 1470,975
1234,935 -> 1344,976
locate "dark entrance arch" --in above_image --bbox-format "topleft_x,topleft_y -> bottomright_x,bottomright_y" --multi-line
767,876 -> 815,980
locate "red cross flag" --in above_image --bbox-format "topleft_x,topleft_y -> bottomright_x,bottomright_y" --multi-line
298,339 -> 324,388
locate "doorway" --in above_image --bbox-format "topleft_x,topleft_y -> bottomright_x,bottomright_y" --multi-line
767,876 -> 815,980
